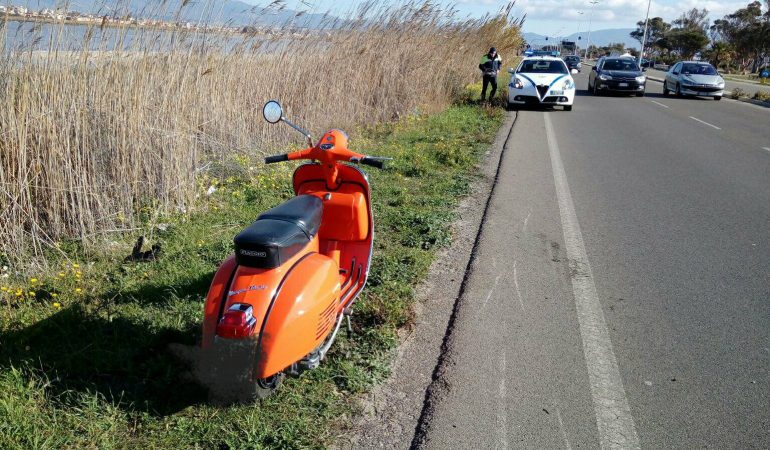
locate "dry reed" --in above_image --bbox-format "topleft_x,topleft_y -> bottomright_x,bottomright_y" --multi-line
0,0 -> 523,267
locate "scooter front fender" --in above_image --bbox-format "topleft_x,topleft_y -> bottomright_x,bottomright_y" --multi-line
256,252 -> 341,378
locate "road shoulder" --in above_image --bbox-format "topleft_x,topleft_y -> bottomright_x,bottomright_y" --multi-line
339,111 -> 517,449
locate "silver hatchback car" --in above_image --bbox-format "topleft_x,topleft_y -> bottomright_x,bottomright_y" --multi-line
663,61 -> 725,100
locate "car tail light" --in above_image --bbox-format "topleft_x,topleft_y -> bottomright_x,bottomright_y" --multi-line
216,303 -> 257,339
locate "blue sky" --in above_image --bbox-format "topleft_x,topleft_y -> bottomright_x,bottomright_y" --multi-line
243,0 -> 754,35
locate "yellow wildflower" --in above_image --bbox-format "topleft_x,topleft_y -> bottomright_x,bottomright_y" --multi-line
30,278 -> 38,284
58,272 -> 65,278
53,302 -> 61,309
75,288 -> 82,294
28,291 -> 36,297
51,293 -> 58,298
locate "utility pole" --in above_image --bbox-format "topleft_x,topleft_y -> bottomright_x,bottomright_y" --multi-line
584,0 -> 599,59
576,11 -> 584,55
638,0 -> 652,66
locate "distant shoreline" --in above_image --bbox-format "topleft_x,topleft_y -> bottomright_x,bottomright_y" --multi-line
2,14 -> 244,35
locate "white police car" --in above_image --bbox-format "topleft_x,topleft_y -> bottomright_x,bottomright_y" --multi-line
507,56 -> 578,111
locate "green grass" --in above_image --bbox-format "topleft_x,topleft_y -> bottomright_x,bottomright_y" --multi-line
0,104 -> 504,449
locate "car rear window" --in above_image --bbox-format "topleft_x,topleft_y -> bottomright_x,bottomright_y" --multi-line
518,60 -> 568,74
602,59 -> 640,71
681,64 -> 718,75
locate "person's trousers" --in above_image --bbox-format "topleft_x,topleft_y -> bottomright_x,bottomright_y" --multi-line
481,75 -> 498,100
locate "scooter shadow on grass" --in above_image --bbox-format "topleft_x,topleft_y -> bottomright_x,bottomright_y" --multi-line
103,266 -> 217,308
0,303 -> 209,416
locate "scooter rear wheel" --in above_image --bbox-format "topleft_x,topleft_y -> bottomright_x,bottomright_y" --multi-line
254,374 -> 283,399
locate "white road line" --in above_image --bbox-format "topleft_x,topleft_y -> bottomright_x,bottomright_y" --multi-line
513,261 -> 525,311
650,100 -> 669,108
481,274 -> 501,310
544,113 -> 641,450
522,211 -> 532,233
762,147 -> 770,152
497,353 -> 508,450
556,407 -> 573,450
689,116 -> 721,130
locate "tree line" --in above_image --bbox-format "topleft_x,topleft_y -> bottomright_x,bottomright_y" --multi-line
629,1 -> 769,73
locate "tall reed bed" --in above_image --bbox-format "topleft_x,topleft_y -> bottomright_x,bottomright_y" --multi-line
0,0 -> 523,267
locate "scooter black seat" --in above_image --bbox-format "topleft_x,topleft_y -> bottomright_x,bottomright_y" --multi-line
234,195 -> 323,269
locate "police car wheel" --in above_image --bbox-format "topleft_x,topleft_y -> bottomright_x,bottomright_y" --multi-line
714,96 -> 721,101
564,105 -> 573,111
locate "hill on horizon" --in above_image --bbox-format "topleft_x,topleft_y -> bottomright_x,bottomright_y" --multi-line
523,28 -> 638,51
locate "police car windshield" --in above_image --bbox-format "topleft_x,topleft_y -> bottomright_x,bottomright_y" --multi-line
518,60 -> 568,74
682,64 -> 718,75
602,59 -> 640,71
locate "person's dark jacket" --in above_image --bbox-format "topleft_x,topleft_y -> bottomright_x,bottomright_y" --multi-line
479,53 -> 502,76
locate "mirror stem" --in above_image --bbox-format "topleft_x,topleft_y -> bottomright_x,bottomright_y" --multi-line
282,117 -> 314,147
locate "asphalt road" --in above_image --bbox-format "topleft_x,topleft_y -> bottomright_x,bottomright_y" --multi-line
417,72 -> 770,448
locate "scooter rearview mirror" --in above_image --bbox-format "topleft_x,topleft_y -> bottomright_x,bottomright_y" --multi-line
263,100 -> 283,124
263,100 -> 314,147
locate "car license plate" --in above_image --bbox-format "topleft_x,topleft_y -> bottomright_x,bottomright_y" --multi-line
550,90 -> 564,95
618,82 -> 628,87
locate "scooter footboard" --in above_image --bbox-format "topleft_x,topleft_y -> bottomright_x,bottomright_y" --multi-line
256,253 -> 341,378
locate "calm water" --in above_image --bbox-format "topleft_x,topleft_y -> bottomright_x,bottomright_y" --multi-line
2,20 -> 285,54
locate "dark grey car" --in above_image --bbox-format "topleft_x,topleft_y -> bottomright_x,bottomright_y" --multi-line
588,57 -> 646,96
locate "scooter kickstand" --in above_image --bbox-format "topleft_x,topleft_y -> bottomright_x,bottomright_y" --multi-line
346,315 -> 353,337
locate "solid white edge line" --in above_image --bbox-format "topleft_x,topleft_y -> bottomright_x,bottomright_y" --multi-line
762,147 -> 770,152
544,113 -> 641,450
688,116 -> 721,130
650,100 -> 669,108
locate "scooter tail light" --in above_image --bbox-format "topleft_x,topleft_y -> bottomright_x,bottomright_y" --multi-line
216,303 -> 257,339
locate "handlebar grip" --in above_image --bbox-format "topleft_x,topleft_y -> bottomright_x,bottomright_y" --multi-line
360,156 -> 385,169
265,154 -> 289,164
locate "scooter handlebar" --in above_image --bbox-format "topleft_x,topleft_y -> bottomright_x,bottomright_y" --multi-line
264,154 -> 289,164
360,156 -> 386,169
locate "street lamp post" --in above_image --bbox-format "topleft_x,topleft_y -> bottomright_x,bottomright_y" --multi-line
638,0 -> 652,66
584,0 -> 599,59
576,11 -> 584,55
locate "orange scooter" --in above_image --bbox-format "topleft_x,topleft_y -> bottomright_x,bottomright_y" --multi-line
199,101 -> 387,402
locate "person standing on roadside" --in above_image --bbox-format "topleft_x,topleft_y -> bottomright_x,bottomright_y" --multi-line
479,47 -> 502,102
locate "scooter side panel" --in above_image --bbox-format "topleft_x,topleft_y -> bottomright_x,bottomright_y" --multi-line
202,237 -> 320,348
256,253 -> 341,378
